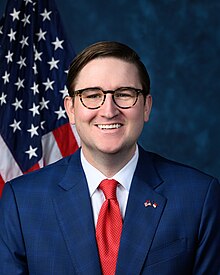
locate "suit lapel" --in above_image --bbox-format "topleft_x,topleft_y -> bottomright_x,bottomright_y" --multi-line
52,151 -> 101,275
116,148 -> 167,274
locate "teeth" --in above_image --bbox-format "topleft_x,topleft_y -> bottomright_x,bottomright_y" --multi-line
97,124 -> 121,129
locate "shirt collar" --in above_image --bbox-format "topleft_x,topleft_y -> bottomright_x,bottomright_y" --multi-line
80,145 -> 139,197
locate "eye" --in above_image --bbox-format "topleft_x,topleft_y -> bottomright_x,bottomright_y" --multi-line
115,92 -> 132,98
115,88 -> 136,99
82,89 -> 103,99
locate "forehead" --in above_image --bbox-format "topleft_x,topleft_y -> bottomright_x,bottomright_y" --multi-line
74,57 -> 141,89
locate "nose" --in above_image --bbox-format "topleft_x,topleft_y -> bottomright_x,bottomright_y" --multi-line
100,94 -> 119,118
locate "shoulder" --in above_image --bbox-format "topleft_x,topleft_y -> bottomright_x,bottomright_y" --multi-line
153,152 -> 215,181
139,146 -> 219,188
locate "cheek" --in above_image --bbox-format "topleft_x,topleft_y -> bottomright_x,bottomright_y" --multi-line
132,105 -> 146,122
74,105 -> 96,126
131,108 -> 147,133
126,110 -> 145,135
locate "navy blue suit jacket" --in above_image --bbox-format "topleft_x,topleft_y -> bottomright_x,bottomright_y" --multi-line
0,147 -> 220,274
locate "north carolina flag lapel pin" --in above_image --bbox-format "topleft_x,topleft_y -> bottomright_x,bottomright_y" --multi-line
144,200 -> 158,208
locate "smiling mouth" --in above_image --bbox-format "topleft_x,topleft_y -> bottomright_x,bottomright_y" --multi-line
97,123 -> 122,130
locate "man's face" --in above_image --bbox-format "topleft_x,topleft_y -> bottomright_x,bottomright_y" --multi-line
65,57 -> 152,164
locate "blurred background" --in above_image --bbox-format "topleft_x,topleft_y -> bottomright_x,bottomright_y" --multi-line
0,0 -> 219,179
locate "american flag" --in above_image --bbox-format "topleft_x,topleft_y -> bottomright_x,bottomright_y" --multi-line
0,0 -> 80,195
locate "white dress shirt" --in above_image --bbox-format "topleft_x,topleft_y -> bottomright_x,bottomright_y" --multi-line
80,146 -> 139,227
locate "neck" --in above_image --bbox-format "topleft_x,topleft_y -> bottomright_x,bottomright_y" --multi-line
81,146 -> 136,178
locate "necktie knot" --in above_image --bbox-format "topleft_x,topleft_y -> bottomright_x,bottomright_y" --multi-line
99,179 -> 118,200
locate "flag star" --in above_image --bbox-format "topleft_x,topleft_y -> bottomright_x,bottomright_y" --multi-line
21,14 -> 31,26
32,62 -> 38,74
5,50 -> 14,63
59,85 -> 69,98
24,0 -> 33,5
12,98 -> 23,110
39,97 -> 50,110
2,71 -> 10,84
19,35 -> 29,48
7,28 -> 16,42
10,8 -> 20,21
17,56 -> 27,69
36,28 -> 47,41
40,8 -> 52,21
14,77 -> 25,90
30,82 -> 39,95
25,145 -> 38,159
43,77 -> 54,91
34,48 -> 43,61
55,106 -> 66,119
0,92 -> 7,105
47,57 -> 59,70
27,124 -> 39,138
0,25 -> 3,34
64,69 -> 69,74
29,103 -> 40,117
52,37 -> 64,50
10,119 -> 21,133
40,121 -> 45,130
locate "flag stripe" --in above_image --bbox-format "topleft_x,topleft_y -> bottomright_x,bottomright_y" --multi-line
53,123 -> 79,157
0,135 -> 22,182
70,124 -> 81,147
41,131 -> 63,166
0,174 -> 5,197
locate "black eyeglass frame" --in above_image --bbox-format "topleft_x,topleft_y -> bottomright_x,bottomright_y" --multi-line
72,87 -> 144,110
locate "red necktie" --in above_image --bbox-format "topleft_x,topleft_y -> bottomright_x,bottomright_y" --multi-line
96,179 -> 123,275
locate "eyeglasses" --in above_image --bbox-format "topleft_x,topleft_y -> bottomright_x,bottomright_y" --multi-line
73,87 -> 144,109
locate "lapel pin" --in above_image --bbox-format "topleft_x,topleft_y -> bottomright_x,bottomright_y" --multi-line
144,200 -> 152,207
144,200 -> 158,208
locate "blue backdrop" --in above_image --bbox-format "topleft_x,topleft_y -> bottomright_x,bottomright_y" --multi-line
0,0 -> 219,179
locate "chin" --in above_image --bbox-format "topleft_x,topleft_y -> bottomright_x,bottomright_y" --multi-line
98,147 -> 121,155
97,143 -> 134,156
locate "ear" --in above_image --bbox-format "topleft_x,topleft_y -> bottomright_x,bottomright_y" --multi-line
64,96 -> 75,124
144,95 -> 152,122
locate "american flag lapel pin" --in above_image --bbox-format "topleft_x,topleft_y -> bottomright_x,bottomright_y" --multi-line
144,200 -> 158,208
144,200 -> 152,207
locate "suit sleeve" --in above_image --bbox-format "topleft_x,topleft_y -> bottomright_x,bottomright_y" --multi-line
193,178 -> 220,274
0,183 -> 28,274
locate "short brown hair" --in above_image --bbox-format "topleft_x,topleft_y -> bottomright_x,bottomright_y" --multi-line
66,41 -> 150,97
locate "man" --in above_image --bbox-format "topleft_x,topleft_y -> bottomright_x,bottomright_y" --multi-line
0,41 -> 220,274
